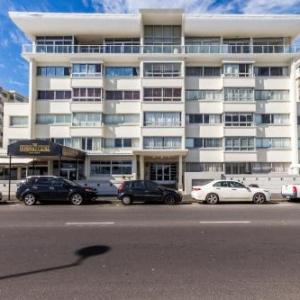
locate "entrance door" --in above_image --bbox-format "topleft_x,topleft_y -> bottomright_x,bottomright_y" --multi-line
150,163 -> 177,185
60,169 -> 77,180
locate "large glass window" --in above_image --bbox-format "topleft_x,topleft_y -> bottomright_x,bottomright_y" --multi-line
144,88 -> 181,102
185,163 -> 223,172
104,38 -> 140,53
253,38 -> 285,53
255,90 -> 289,101
144,63 -> 181,77
185,66 -> 221,76
105,90 -> 140,101
224,88 -> 254,102
185,37 -> 220,53
72,88 -> 102,102
37,66 -> 70,77
37,90 -> 72,100
103,138 -> 133,148
187,114 -> 222,124
255,114 -> 289,125
72,113 -> 102,126
143,137 -> 181,149
223,38 -> 250,53
144,112 -> 181,127
10,116 -> 28,127
256,138 -> 290,149
71,137 -> 101,151
224,113 -> 253,127
104,114 -> 139,125
224,64 -> 253,77
36,114 -> 71,125
186,138 -> 222,149
90,160 -> 132,175
185,90 -> 222,101
225,137 -> 255,151
105,67 -> 139,77
36,36 -> 73,53
72,64 -> 101,77
255,66 -> 289,76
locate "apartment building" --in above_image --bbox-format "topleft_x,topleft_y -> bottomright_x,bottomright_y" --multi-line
6,9 -> 300,193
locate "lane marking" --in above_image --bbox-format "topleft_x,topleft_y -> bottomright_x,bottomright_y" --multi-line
199,221 -> 251,224
65,222 -> 115,226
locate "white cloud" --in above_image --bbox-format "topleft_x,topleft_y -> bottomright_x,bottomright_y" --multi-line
8,79 -> 26,87
93,0 -> 234,13
9,30 -> 29,45
240,0 -> 300,13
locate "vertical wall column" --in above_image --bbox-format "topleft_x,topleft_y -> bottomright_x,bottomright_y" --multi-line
178,155 -> 183,190
28,59 -> 36,139
139,155 -> 144,180
132,155 -> 137,180
48,160 -> 53,175
289,60 -> 299,174
84,156 -> 90,179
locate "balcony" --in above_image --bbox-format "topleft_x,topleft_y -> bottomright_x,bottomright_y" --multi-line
23,43 -> 300,55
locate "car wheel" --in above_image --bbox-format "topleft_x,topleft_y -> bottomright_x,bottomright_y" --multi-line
205,193 -> 219,205
23,193 -> 36,206
121,196 -> 132,205
253,193 -> 266,204
164,194 -> 177,205
70,193 -> 84,206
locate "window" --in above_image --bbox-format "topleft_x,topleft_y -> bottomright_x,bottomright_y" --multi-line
144,88 -> 181,102
186,138 -> 222,148
185,37 -> 220,53
253,38 -> 285,53
255,90 -> 289,101
224,88 -> 254,102
144,112 -> 181,127
255,66 -> 289,77
185,90 -> 222,101
104,114 -> 139,125
103,138 -> 133,148
105,90 -> 140,101
185,66 -> 221,76
37,90 -> 71,100
255,114 -> 289,125
143,63 -> 181,77
90,160 -> 132,175
105,67 -> 139,77
224,64 -> 253,77
225,163 -> 252,174
53,138 -> 72,147
72,113 -> 102,126
185,163 -> 223,172
72,88 -> 102,101
10,116 -> 28,127
37,66 -> 70,77
36,36 -> 73,53
104,38 -> 140,53
256,138 -> 290,149
225,137 -> 255,151
36,114 -> 71,125
187,114 -> 222,124
143,137 -> 181,149
72,64 -> 101,77
224,113 -> 253,127
228,181 -> 246,188
213,181 -> 229,187
72,137 -> 101,151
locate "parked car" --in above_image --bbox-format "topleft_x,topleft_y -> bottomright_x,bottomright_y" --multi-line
117,180 -> 182,205
0,190 -> 2,202
16,176 -> 98,205
191,180 -> 271,204
281,184 -> 300,200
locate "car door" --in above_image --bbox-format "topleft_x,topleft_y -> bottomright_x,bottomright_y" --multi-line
50,178 -> 70,201
35,177 -> 53,200
227,181 -> 251,201
130,181 -> 147,201
145,181 -> 163,202
212,181 -> 231,201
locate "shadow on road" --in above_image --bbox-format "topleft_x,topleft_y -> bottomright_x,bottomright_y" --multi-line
0,245 -> 110,281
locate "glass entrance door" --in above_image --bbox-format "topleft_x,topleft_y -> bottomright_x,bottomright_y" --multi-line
150,163 -> 176,184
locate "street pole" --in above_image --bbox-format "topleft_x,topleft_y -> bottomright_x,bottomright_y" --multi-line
8,155 -> 11,202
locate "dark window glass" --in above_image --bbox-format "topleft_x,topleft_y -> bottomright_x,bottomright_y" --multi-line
213,181 -> 228,187
132,181 -> 145,189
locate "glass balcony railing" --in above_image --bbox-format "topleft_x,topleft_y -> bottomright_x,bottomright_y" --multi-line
22,44 -> 300,54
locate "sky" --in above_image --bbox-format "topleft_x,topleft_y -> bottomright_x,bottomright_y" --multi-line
1,0 -> 300,96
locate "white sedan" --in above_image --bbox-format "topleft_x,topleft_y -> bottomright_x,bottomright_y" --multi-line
191,180 -> 271,204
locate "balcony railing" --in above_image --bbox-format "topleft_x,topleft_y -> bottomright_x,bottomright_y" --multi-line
22,44 -> 300,54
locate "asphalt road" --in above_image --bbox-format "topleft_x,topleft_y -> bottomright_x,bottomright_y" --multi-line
1,201 -> 300,300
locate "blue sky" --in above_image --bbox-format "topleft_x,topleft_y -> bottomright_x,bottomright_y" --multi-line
1,0 -> 300,96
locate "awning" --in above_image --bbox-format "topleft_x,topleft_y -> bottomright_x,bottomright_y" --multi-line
0,157 -> 33,165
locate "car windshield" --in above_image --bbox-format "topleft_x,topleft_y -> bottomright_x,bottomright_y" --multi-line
63,179 -> 79,187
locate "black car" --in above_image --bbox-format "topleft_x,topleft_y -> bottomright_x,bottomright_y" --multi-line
117,180 -> 182,205
16,176 -> 98,206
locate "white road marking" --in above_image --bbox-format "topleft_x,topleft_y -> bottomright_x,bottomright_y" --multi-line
199,221 -> 251,224
65,222 -> 115,226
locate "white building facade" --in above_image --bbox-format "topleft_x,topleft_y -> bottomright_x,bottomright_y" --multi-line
6,9 -> 300,193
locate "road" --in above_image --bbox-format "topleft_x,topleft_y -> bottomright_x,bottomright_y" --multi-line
1,201 -> 300,300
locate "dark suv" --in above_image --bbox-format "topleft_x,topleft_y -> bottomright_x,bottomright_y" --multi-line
16,176 -> 98,206
117,180 -> 182,205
